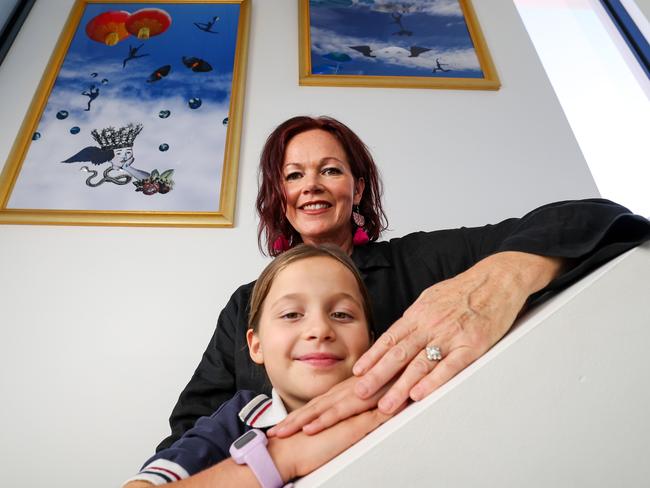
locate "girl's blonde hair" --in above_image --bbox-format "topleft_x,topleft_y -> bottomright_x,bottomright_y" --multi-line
248,244 -> 374,334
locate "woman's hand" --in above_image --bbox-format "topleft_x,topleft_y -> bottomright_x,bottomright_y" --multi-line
267,376 -> 392,438
269,252 -> 563,435
353,251 -> 564,413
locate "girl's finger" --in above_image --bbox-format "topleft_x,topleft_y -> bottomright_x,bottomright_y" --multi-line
302,400 -> 360,434
269,396 -> 331,437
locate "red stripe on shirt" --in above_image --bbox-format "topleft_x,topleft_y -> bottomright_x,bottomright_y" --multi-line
148,466 -> 182,481
250,401 -> 273,426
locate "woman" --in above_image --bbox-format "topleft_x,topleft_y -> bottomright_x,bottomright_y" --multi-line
157,115 -> 650,451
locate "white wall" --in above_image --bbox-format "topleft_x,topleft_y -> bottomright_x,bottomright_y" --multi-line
0,1 -> 599,486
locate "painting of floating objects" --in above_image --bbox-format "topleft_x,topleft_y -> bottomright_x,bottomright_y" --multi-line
0,0 -> 250,227
299,0 -> 499,90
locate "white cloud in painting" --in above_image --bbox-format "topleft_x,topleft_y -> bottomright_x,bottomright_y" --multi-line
56,56 -> 234,103
8,90 -> 231,213
311,26 -> 480,71
351,0 -> 463,16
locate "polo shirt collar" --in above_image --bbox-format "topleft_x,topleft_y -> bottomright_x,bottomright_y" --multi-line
238,389 -> 288,429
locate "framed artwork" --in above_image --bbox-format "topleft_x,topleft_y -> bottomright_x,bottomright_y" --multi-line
0,0 -> 250,227
298,0 -> 500,90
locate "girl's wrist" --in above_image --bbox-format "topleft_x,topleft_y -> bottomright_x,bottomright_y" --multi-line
268,437 -> 296,483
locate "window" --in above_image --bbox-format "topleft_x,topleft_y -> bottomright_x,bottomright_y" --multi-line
514,0 -> 650,216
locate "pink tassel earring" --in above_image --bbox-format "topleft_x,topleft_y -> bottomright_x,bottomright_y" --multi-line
353,227 -> 369,246
352,205 -> 369,246
272,234 -> 291,253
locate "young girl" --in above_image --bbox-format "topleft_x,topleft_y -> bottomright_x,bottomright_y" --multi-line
124,244 -> 390,487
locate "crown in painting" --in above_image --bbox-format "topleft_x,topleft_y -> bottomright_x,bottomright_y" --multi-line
91,123 -> 143,150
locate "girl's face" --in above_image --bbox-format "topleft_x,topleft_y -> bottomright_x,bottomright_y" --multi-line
246,256 -> 371,412
282,129 -> 365,253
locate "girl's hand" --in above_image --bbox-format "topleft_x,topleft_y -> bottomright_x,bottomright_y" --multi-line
268,376 -> 391,438
269,405 -> 401,481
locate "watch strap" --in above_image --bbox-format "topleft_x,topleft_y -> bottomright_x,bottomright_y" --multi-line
243,445 -> 284,488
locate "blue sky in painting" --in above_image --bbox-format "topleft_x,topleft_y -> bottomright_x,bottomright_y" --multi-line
310,0 -> 483,77
9,3 -> 241,212
58,3 -> 239,103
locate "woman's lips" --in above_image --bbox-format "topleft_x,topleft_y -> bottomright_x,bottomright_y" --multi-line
296,353 -> 342,367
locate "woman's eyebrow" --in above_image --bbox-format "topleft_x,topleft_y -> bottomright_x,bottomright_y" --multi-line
284,157 -> 344,168
320,156 -> 344,164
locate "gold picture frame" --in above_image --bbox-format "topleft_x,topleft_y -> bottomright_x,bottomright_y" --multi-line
0,0 -> 250,227
299,0 -> 499,90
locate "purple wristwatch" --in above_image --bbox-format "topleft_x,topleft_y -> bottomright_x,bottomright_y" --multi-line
229,428 -> 284,488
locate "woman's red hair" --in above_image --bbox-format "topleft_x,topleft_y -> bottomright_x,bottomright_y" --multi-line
256,116 -> 387,256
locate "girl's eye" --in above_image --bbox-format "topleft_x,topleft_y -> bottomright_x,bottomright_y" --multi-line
331,311 -> 353,320
284,172 -> 302,181
322,167 -> 342,176
280,312 -> 302,320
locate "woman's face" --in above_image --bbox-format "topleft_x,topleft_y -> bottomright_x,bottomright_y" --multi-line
246,256 -> 371,412
282,130 -> 364,252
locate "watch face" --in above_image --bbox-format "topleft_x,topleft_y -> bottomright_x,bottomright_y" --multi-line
233,429 -> 258,449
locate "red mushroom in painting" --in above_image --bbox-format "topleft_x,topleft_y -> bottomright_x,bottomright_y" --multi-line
125,8 -> 172,41
85,11 -> 130,46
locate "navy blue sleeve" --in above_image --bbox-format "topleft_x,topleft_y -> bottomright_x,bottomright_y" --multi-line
142,390 -> 257,478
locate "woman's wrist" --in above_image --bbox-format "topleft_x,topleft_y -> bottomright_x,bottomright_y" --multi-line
479,251 -> 565,296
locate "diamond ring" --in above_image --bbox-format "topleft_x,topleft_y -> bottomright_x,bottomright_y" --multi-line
425,345 -> 442,362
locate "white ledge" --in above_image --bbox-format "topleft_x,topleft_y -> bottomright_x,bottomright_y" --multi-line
298,242 -> 650,487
